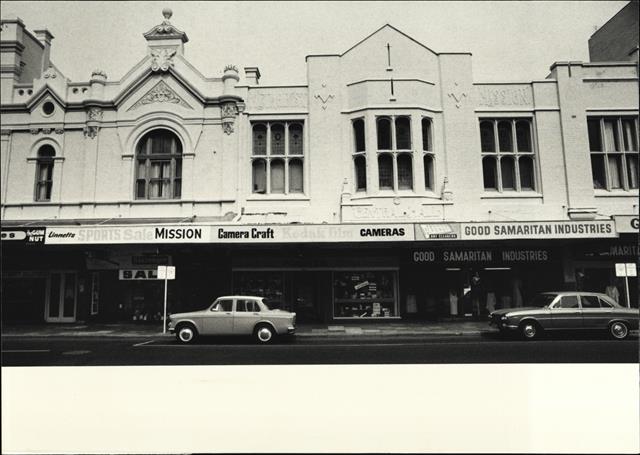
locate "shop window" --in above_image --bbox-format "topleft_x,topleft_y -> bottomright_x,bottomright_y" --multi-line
395,116 -> 411,149
333,270 -> 398,318
377,117 -> 392,150
588,116 -> 639,191
34,144 -> 55,201
135,129 -> 182,200
250,121 -> 305,195
479,118 -> 536,192
354,155 -> 367,192
378,153 -> 393,190
397,153 -> 413,190
233,271 -> 286,310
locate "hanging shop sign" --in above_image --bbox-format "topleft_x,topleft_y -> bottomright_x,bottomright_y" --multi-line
1,227 -> 46,244
613,215 -> 639,234
118,269 -> 159,280
412,248 -> 551,264
459,220 -> 616,240
44,224 -> 415,244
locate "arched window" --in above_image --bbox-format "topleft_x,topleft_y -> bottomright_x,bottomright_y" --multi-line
395,117 -> 411,150
480,121 -> 495,153
270,158 -> 285,193
289,158 -> 303,193
354,155 -> 367,192
35,144 -> 55,201
289,123 -> 303,155
135,129 -> 182,199
498,121 -> 513,152
252,124 -> 267,155
397,154 -> 413,190
378,154 -> 393,190
252,159 -> 267,193
377,117 -> 392,150
353,119 -> 366,152
271,124 -> 285,155
516,120 -> 531,152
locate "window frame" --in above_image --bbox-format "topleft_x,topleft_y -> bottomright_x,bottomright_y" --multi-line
479,118 -> 537,193
352,117 -> 367,192
422,117 -> 435,191
374,115 -> 416,193
587,116 -> 639,192
34,144 -> 56,202
250,120 -> 305,196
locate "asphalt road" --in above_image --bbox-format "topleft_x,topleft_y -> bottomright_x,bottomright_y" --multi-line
2,332 -> 638,366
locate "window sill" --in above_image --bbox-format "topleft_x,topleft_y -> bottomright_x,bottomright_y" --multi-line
594,189 -> 639,197
349,192 -> 445,201
481,191 -> 543,199
246,194 -> 310,202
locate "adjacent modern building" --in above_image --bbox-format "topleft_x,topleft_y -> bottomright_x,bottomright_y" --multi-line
1,5 -> 638,325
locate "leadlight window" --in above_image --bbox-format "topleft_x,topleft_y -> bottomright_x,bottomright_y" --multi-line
480,119 -> 536,192
422,117 -> 434,190
587,117 -> 639,191
135,129 -> 182,199
251,121 -> 305,194
35,144 -> 55,201
352,118 -> 367,192
375,115 -> 415,192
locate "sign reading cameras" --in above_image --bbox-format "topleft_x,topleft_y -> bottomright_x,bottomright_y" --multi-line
44,224 -> 415,244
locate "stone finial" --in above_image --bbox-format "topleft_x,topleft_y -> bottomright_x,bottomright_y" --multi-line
162,8 -> 173,20
224,64 -> 238,73
91,69 -> 107,78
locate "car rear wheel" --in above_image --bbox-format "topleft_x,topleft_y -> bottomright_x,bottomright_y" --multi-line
254,324 -> 275,344
176,323 -> 197,344
609,321 -> 629,340
520,321 -> 540,340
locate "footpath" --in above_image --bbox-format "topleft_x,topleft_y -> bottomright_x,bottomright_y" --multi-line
1,320 -> 490,339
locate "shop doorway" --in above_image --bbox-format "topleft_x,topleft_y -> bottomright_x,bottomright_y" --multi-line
290,272 -> 323,323
45,272 -> 77,323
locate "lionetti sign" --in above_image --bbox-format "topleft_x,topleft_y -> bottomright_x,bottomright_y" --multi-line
44,224 -> 415,245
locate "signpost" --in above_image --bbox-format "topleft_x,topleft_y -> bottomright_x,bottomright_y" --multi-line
615,263 -> 636,308
157,265 -> 176,333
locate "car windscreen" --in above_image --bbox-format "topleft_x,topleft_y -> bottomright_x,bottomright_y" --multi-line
528,294 -> 556,308
260,299 -> 271,310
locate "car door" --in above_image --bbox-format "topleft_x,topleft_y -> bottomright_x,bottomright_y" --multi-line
580,294 -> 608,329
233,298 -> 261,335
201,299 -> 234,335
550,294 -> 582,329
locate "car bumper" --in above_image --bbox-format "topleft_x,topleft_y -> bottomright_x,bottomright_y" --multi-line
488,320 -> 518,331
287,326 -> 296,335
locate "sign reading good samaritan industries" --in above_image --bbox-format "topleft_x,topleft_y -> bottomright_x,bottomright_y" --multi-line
44,224 -> 415,245
458,220 -> 616,240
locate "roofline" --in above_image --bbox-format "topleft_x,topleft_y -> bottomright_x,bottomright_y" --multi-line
341,23 -> 439,57
589,1 -> 637,40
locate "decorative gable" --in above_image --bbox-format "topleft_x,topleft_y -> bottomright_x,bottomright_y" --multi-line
127,80 -> 193,111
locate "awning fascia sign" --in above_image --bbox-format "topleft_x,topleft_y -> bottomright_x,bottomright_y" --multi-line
613,215 -> 639,234
43,224 -> 415,245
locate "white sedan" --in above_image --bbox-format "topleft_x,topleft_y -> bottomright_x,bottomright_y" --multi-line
167,296 -> 296,344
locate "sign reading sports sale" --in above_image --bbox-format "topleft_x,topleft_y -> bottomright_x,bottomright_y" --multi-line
44,224 -> 415,244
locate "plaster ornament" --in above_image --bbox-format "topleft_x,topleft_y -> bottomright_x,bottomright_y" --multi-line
314,83 -> 335,110
83,125 -> 99,139
86,107 -> 103,121
222,122 -> 234,135
128,80 -> 192,111
43,66 -> 57,79
221,102 -> 238,117
150,48 -> 176,72
55,128 -> 64,134
447,82 -> 467,109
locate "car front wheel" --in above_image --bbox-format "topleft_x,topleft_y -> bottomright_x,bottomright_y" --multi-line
520,321 -> 540,340
609,321 -> 629,340
176,324 -> 197,344
254,324 -> 275,344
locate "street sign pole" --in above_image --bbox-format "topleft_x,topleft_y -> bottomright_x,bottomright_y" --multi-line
163,274 -> 168,333
624,275 -> 630,308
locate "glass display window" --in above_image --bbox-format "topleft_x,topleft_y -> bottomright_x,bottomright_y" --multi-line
333,270 -> 398,318
233,271 -> 287,310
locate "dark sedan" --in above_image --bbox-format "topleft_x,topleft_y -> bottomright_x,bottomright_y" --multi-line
489,292 -> 639,340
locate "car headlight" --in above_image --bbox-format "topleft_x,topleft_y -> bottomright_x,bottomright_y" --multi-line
501,315 -> 509,321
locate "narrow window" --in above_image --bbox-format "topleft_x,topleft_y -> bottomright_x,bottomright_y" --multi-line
608,154 -> 623,189
519,156 -> 534,190
377,117 -> 392,150
591,154 -> 606,189
252,124 -> 267,155
422,118 -> 432,151
480,121 -> 495,153
603,119 -> 620,151
622,119 -> 638,151
424,155 -> 434,190
516,121 -> 531,152
252,159 -> 266,194
500,156 -> 516,190
395,117 -> 411,150
397,154 -> 413,190
271,124 -> 285,155
353,119 -> 365,152
35,144 -> 55,201
378,154 -> 393,190
482,156 -> 497,190
587,119 -> 602,151
498,121 -> 513,152
270,158 -> 285,193
289,123 -> 303,155
289,158 -> 303,193
354,155 -> 367,192
626,154 -> 639,189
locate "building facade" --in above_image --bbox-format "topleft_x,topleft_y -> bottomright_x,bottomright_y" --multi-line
1,7 -> 638,325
